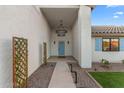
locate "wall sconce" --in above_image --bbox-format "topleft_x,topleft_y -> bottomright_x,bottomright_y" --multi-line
67,41 -> 69,44
53,41 -> 56,44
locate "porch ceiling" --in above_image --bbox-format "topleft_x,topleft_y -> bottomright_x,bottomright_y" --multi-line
41,8 -> 79,29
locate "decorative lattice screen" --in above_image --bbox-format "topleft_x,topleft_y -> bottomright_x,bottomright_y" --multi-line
13,37 -> 28,88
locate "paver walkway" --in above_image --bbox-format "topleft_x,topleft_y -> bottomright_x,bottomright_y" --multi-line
68,63 -> 99,88
48,62 -> 76,88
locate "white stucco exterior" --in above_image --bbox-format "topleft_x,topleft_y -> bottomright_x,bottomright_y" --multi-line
0,6 -> 51,87
92,38 -> 124,63
72,6 -> 92,68
79,6 -> 92,68
0,5 -> 95,88
1,5 -> 124,88
72,17 -> 81,63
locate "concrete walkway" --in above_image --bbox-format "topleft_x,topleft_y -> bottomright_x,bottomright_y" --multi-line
48,62 -> 76,88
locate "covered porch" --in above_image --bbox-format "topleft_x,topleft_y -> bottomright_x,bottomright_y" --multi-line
40,5 -> 93,68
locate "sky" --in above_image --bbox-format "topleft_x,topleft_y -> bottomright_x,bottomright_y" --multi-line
92,5 -> 124,26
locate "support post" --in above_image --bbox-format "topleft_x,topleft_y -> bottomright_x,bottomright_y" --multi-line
78,5 -> 92,68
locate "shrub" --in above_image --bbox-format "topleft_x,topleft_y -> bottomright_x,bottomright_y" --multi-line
122,60 -> 124,64
101,59 -> 109,65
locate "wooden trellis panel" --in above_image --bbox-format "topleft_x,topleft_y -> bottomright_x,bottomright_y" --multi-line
13,37 -> 28,88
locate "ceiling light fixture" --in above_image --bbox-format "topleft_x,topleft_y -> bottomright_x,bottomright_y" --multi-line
56,20 -> 68,36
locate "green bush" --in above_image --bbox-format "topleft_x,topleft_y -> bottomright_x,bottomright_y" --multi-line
101,59 -> 109,65
122,60 -> 124,64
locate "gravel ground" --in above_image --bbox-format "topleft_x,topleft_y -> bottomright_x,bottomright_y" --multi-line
86,63 -> 124,72
68,62 -> 99,88
28,62 -> 56,88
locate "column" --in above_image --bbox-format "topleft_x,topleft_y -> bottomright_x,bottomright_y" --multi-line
78,5 -> 92,68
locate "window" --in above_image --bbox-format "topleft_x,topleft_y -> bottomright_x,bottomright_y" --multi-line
102,39 -> 110,51
102,38 -> 119,51
111,39 -> 119,51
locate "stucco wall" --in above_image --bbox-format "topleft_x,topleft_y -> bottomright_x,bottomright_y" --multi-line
72,18 -> 81,63
79,6 -> 92,68
50,29 -> 72,56
92,38 -> 124,63
0,6 -> 51,87
72,5 -> 92,68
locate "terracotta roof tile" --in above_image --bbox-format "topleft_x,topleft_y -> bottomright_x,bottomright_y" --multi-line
92,26 -> 124,37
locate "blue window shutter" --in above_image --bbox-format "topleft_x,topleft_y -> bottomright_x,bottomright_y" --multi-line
120,38 -> 124,51
95,38 -> 102,51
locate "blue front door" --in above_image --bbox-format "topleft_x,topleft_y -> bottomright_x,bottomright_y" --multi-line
58,41 -> 65,56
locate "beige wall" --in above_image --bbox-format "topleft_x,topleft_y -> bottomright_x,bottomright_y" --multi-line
0,6 -> 51,87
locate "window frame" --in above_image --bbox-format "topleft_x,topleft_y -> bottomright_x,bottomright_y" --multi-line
102,38 -> 120,52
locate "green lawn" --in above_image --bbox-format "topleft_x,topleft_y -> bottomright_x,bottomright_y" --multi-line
89,72 -> 124,88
